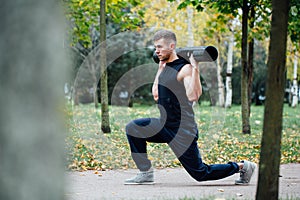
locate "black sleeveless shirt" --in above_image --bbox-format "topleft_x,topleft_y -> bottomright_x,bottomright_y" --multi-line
158,57 -> 196,129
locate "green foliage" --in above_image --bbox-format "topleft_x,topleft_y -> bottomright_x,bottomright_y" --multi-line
203,13 -> 233,38
209,0 -> 240,16
289,0 -> 300,47
168,0 -> 298,48
63,0 -> 145,48
169,0 -> 272,44
63,0 -> 99,48
108,0 -> 145,30
65,103 -> 300,171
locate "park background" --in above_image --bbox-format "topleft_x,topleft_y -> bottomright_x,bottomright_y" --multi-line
63,0 -> 300,171
62,1 -> 300,198
0,0 -> 299,200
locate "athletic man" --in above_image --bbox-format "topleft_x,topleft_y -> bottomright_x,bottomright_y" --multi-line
125,29 -> 256,185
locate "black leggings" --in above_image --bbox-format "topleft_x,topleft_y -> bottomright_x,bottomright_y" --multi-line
126,117 -> 239,182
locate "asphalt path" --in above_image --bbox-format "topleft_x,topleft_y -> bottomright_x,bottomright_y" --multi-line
65,164 -> 300,200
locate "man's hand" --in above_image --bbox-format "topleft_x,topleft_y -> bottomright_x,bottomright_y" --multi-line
187,52 -> 199,71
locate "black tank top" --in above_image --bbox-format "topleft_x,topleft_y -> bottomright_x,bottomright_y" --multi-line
158,57 -> 196,128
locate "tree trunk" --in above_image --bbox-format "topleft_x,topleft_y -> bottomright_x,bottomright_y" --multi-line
225,32 -> 234,108
217,36 -> 225,107
241,0 -> 251,134
248,6 -> 255,114
93,82 -> 99,108
74,88 -> 79,105
0,0 -> 67,199
91,61 -> 99,108
100,0 -> 111,133
256,0 -> 290,199
291,51 -> 298,107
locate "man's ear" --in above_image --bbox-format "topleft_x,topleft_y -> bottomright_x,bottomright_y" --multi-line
170,42 -> 176,50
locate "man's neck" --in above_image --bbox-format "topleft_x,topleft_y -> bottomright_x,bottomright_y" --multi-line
166,52 -> 179,63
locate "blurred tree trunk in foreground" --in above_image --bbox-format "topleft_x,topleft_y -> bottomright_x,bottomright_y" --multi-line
0,1 -> 68,200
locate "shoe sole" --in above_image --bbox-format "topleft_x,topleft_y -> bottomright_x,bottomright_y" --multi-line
124,182 -> 155,185
235,181 -> 250,185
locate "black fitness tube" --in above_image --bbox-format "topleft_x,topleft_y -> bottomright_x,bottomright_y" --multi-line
153,46 -> 218,63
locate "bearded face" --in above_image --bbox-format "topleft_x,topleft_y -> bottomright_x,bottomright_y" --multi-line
154,38 -> 175,62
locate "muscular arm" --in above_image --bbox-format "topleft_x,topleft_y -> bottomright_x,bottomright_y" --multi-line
152,76 -> 159,101
183,66 -> 202,102
152,62 -> 166,101
178,55 -> 202,102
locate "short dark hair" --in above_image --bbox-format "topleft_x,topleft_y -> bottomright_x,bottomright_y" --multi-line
153,29 -> 177,45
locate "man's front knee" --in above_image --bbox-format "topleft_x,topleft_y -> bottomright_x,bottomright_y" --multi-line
125,121 -> 134,135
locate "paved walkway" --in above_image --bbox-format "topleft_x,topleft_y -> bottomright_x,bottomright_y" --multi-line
65,164 -> 300,200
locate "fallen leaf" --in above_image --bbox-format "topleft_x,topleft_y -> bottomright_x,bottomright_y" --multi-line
236,193 -> 243,197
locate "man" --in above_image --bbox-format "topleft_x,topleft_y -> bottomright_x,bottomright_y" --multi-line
125,29 -> 256,185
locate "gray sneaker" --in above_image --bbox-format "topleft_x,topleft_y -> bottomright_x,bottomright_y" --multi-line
235,160 -> 256,185
124,169 -> 154,185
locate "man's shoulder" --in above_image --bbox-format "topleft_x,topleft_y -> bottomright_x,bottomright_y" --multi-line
177,63 -> 192,81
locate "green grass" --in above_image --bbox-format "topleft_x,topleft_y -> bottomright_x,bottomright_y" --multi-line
65,102 -> 300,171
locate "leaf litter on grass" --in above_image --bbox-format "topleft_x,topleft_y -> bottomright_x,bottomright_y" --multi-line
65,103 -> 300,171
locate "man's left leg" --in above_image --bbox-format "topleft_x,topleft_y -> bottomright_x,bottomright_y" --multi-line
125,118 -> 175,184
168,128 -> 240,182
178,141 -> 240,181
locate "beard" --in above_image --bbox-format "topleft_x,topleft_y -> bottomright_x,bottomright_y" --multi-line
159,53 -> 171,61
